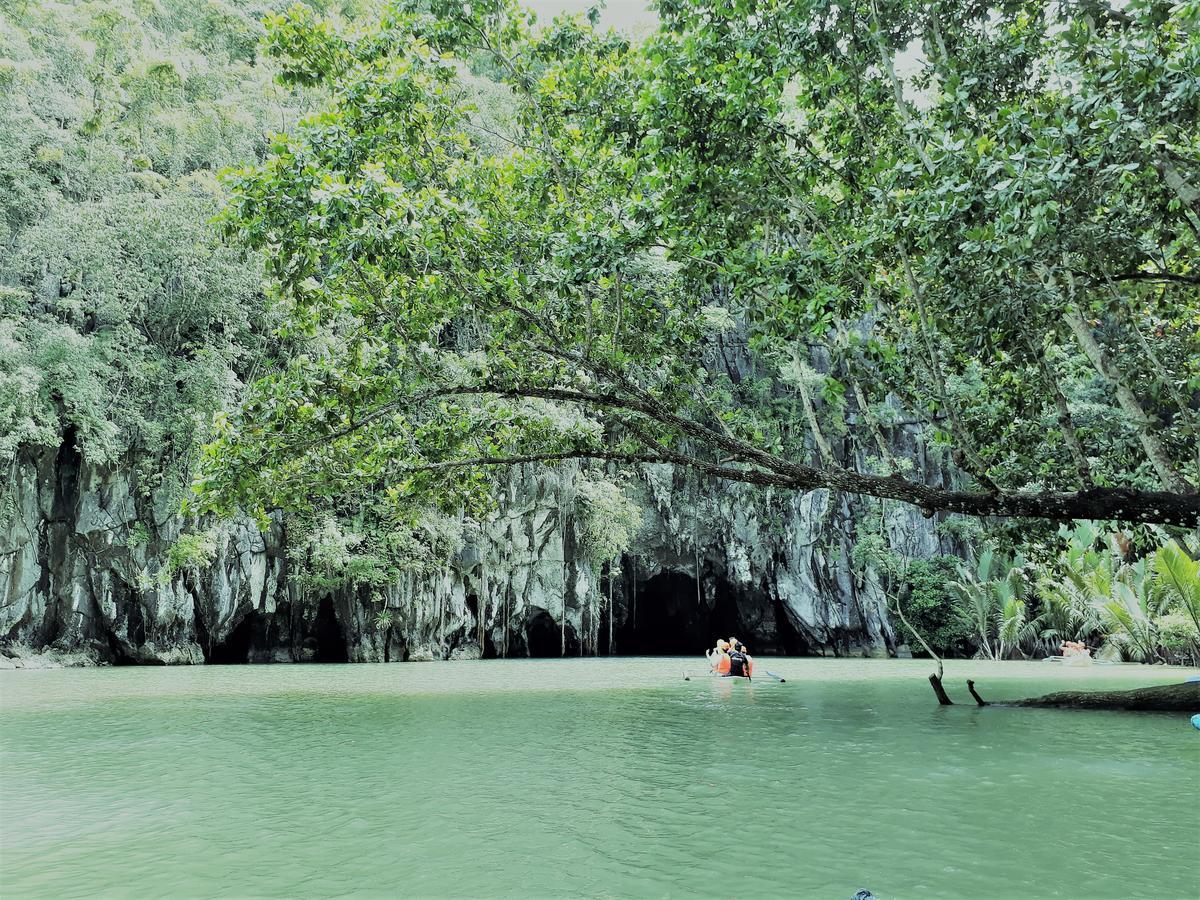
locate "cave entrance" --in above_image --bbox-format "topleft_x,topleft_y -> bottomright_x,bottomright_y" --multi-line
617,571 -> 742,655
526,608 -> 562,658
314,595 -> 348,662
209,611 -> 259,664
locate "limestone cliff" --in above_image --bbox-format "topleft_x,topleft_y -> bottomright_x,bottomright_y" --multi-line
1,431 -> 960,665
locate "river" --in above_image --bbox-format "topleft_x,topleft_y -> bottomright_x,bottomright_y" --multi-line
1,658 -> 1197,899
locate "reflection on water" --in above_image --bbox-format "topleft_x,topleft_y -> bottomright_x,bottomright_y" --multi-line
2,659 -> 1197,899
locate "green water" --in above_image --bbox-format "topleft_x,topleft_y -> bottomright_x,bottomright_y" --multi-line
1,659 -> 1198,899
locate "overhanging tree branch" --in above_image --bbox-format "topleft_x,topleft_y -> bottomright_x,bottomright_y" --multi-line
272,380 -> 1199,526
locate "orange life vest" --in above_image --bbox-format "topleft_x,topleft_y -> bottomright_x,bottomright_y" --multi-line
715,652 -> 731,675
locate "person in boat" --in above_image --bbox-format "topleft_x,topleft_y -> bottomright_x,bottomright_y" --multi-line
727,642 -> 754,679
706,638 -> 728,663
1060,640 -> 1089,658
706,639 -> 731,674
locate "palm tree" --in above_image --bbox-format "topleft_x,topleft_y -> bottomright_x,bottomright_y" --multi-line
1045,530 -> 1170,662
951,549 -> 1001,659
1155,540 -> 1200,637
1036,574 -> 1102,654
997,595 -> 1039,660
951,549 -> 1036,659
1033,526 -> 1198,664
1096,558 -> 1167,662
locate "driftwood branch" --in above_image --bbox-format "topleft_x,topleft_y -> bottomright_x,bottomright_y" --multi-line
966,679 -> 988,707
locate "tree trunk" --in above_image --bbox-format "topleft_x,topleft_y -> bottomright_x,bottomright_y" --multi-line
1035,344 -> 1094,489
966,679 -> 986,706
561,519 -> 567,657
1064,308 -> 1192,494
1156,153 -> 1200,231
1124,306 -> 1200,477
967,680 -> 1198,712
478,564 -> 487,654
793,354 -> 837,467
607,565 -> 613,655
849,376 -> 897,472
868,0 -> 937,177
894,586 -> 952,705
928,673 -> 954,706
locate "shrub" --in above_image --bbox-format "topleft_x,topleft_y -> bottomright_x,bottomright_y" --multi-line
162,530 -> 218,579
897,556 -> 974,658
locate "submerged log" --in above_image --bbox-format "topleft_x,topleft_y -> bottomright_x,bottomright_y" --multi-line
967,680 -> 1199,712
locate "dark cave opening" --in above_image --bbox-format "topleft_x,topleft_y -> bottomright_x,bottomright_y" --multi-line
525,608 -> 563,658
616,571 -> 742,655
208,611 -> 259,664
313,595 -> 349,663
771,594 -> 814,655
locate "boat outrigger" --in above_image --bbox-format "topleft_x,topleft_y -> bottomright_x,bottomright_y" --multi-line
683,670 -> 787,683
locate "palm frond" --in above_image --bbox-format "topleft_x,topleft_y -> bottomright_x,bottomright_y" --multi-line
1155,540 -> 1200,635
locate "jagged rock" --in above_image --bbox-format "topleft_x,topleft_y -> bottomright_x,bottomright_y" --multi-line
2,431 -> 960,664
134,641 -> 205,665
0,641 -> 100,668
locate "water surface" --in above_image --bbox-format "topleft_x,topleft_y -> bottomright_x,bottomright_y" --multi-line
2,658 -> 1198,899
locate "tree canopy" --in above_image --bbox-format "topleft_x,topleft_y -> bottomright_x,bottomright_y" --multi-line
0,0 -> 301,493
196,0 -> 1200,526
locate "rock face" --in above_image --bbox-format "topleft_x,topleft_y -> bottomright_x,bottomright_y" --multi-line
1,433 -> 960,665
0,440 -> 286,665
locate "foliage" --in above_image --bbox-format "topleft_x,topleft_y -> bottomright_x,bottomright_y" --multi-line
193,0 -> 1198,528
0,0 -> 337,501
1092,556 -> 1163,663
574,474 -> 642,564
894,556 -> 973,658
2,0 -> 1196,655
162,530 -> 219,578
1158,614 -> 1200,663
1154,538 -> 1200,637
285,507 -> 465,594
1033,522 -> 1200,664
125,522 -> 152,548
949,549 -> 1037,659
